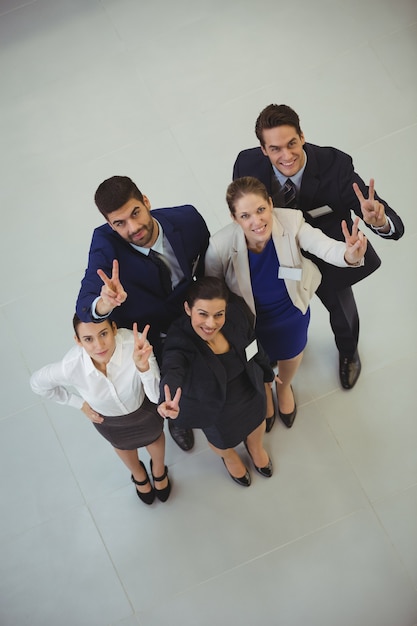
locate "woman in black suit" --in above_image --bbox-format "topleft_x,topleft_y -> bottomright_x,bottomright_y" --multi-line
158,276 -> 276,486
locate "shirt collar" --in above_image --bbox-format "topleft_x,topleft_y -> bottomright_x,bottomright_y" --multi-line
272,149 -> 307,189
82,347 -> 97,376
129,218 -> 164,255
82,331 -> 123,375
109,332 -> 123,367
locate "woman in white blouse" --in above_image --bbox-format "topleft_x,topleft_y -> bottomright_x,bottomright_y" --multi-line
30,315 -> 170,505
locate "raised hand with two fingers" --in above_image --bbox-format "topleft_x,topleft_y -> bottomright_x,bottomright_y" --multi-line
353,178 -> 388,230
96,259 -> 127,315
132,323 -> 153,372
158,385 -> 182,420
341,217 -> 368,266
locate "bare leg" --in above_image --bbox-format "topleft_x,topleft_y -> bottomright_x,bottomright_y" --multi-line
208,442 -> 247,478
245,420 -> 269,468
264,383 -> 275,418
146,432 -> 168,491
276,351 -> 303,413
114,447 -> 152,494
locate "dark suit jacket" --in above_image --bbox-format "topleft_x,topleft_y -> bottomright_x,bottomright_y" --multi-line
233,143 -> 404,289
159,299 -> 275,429
76,205 -> 210,361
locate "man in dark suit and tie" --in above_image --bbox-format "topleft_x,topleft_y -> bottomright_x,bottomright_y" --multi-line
76,175 -> 210,450
233,104 -> 404,389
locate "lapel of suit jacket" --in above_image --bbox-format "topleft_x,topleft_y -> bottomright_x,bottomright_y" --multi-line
256,152 -> 275,195
299,144 -> 320,210
200,314 -> 248,389
269,211 -> 301,306
156,213 -> 191,280
270,212 -> 290,264
230,225 -> 256,315
110,227 -> 165,296
184,320 -> 227,389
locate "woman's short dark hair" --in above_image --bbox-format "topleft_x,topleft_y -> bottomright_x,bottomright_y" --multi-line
72,313 -> 113,338
226,176 -> 270,215
186,277 -> 229,308
255,104 -> 302,145
94,176 -> 144,218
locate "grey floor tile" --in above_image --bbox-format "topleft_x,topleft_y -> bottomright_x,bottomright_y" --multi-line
374,484 -> 417,589
0,506 -> 132,626
138,509 -> 417,626
0,0 -> 416,624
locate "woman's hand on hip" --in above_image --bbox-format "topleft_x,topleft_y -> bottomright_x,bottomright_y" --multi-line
81,401 -> 104,423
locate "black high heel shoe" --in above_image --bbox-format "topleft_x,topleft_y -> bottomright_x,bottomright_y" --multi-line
150,459 -> 171,502
131,461 -> 155,505
244,442 -> 273,478
265,412 -> 276,433
278,385 -> 297,428
221,458 -> 251,487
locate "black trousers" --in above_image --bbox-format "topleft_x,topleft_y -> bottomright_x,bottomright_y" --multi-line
316,284 -> 359,358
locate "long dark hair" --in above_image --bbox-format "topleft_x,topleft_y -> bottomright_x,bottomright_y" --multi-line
185,276 -> 229,308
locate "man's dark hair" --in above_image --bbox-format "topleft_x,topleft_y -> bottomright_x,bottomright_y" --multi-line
94,176 -> 144,218
255,104 -> 302,146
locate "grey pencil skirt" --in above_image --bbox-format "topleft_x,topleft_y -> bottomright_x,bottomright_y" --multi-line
93,396 -> 164,450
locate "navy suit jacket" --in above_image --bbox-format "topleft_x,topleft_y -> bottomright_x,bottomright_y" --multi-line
76,205 -> 210,361
233,143 -> 404,290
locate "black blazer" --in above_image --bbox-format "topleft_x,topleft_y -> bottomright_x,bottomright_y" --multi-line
159,299 -> 275,429
233,143 -> 404,290
76,205 -> 210,361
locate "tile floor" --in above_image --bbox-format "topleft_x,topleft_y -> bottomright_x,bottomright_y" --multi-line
1,1 -> 416,625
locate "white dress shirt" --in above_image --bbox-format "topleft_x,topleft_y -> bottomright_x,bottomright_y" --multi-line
30,328 -> 160,416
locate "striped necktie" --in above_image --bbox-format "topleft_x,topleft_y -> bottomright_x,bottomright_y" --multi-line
148,249 -> 172,295
282,178 -> 297,208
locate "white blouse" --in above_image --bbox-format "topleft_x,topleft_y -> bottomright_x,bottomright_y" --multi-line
30,328 -> 160,416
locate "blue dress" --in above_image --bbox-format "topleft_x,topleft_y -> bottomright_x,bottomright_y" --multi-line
248,238 -> 310,362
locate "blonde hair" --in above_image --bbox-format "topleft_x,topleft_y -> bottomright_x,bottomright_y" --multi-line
226,176 -> 270,215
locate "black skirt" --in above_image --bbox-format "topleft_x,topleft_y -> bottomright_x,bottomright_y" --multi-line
93,396 -> 164,450
202,350 -> 265,449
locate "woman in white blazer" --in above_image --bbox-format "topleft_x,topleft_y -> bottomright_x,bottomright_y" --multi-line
205,177 -> 367,428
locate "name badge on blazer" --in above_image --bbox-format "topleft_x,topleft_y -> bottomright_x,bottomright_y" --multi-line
278,266 -> 302,281
307,205 -> 333,218
245,339 -> 258,361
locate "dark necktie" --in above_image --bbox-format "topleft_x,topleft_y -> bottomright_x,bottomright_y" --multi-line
148,249 -> 172,295
282,178 -> 297,208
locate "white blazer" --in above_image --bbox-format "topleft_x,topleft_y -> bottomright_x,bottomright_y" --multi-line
205,208 -> 363,316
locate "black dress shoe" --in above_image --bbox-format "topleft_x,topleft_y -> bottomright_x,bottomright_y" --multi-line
222,458 -> 251,486
131,461 -> 155,505
339,351 -> 361,389
265,413 -> 276,433
150,459 -> 171,502
168,420 -> 194,451
278,386 -> 297,428
278,405 -> 297,428
244,442 -> 273,478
